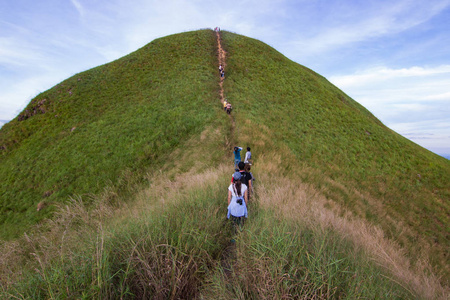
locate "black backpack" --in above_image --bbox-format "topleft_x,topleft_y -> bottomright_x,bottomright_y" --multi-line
240,171 -> 252,187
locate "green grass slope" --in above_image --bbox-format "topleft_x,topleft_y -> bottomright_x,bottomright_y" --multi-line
0,29 -> 219,239
221,31 -> 449,280
0,29 -> 448,298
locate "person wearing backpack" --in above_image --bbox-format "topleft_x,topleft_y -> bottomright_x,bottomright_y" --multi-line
227,171 -> 248,224
232,161 -> 253,200
244,163 -> 255,187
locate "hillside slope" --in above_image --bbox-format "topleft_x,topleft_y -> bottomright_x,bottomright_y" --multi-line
220,31 -> 449,280
0,29 -> 448,297
0,30 -> 219,239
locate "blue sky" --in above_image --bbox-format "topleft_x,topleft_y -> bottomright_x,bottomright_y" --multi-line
1,0 -> 449,157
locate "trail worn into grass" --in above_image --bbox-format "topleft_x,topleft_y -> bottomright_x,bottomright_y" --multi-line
217,31 -> 226,104
216,30 -> 238,280
216,31 -> 236,153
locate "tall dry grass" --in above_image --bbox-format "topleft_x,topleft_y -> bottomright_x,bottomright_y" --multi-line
252,158 -> 448,299
0,119 -> 447,298
0,156 -> 234,298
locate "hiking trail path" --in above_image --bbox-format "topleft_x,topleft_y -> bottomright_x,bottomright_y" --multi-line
216,30 -> 240,279
216,31 -> 236,152
217,31 -> 226,105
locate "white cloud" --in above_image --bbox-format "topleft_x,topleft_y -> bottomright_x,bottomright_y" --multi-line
329,66 -> 450,107
331,65 -> 450,88
70,0 -> 85,17
424,92 -> 450,100
286,0 -> 450,57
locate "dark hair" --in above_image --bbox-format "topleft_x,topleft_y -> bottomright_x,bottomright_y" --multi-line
247,147 -> 251,151
244,164 -> 251,172
238,161 -> 245,170
234,180 -> 242,197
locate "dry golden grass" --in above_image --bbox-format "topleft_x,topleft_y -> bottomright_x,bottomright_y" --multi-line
1,118 -> 447,298
253,158 -> 448,299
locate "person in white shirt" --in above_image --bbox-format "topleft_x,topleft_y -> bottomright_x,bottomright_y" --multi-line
227,172 -> 248,220
244,147 -> 252,164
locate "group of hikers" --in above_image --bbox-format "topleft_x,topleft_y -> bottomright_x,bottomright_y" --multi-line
216,28 -> 251,228
227,146 -> 253,227
223,99 -> 232,114
219,64 -> 225,79
219,64 -> 233,115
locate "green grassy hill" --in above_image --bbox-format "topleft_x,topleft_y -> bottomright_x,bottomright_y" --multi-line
0,29 -> 448,298
0,30 -> 220,238
221,31 -> 449,280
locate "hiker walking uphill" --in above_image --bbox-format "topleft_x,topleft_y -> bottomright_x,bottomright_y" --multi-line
219,64 -> 225,79
232,161 -> 253,200
233,146 -> 242,168
244,147 -> 252,164
226,101 -> 232,114
227,171 -> 248,225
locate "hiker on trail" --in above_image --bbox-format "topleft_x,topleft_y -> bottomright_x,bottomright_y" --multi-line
232,161 -> 253,200
219,64 -> 223,74
226,102 -> 232,114
227,171 -> 248,222
244,163 -> 255,190
233,146 -> 242,168
244,147 -> 252,164
221,69 -> 225,78
223,100 -> 228,111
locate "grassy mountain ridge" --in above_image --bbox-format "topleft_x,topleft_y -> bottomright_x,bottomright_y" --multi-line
0,29 -> 448,297
0,29 -> 219,238
220,31 -> 449,279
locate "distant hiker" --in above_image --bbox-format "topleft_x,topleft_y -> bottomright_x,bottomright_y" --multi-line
219,64 -> 223,74
232,161 -> 253,200
227,171 -> 248,224
233,146 -> 242,168
244,147 -> 252,164
220,69 -> 225,78
223,100 -> 228,111
226,102 -> 232,114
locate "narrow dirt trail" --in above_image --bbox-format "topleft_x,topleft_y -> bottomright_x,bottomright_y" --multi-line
216,30 -> 238,278
216,31 -> 236,153
217,31 -> 226,104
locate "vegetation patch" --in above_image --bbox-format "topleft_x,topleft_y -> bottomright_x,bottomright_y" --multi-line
221,31 -> 450,283
0,29 -> 448,298
0,30 -> 219,239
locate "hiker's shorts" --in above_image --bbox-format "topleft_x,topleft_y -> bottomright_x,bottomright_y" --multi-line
234,159 -> 240,167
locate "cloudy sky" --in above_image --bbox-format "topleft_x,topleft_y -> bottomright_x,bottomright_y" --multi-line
1,0 -> 449,157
